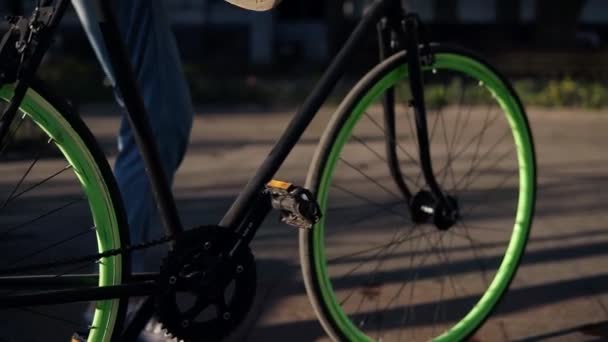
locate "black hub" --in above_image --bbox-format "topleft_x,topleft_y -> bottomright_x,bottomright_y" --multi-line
156,226 -> 256,342
410,190 -> 459,230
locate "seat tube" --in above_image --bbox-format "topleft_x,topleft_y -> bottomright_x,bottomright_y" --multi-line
93,0 -> 184,238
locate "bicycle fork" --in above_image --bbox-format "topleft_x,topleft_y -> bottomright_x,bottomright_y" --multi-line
378,13 -> 459,229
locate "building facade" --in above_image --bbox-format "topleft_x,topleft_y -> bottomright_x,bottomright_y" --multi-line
0,0 -> 606,68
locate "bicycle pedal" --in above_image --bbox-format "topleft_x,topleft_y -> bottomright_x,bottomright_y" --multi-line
266,180 -> 321,230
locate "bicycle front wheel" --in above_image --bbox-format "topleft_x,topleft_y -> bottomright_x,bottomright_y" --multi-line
300,45 -> 536,341
0,83 -> 129,342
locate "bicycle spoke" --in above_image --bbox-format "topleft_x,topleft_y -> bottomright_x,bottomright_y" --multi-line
364,111 -> 420,168
345,200 -> 407,227
455,147 -> 515,195
338,157 -> 404,202
0,115 -> 27,157
401,102 -> 425,190
401,234 -> 437,339
9,226 -> 96,266
429,233 -> 451,334
396,233 -> 423,342
354,292 -> 368,329
16,307 -> 87,328
2,261 -> 100,331
456,224 -> 505,233
338,227 -> 420,307
434,111 -> 503,180
436,231 -> 469,302
3,164 -> 73,207
461,171 -> 518,219
449,89 -> 473,155
403,105 -> 419,159
413,103 -> 444,189
332,183 -> 412,223
328,230 -> 430,264
437,106 -> 457,188
427,86 -> 445,146
447,79 -> 467,152
351,134 -> 420,188
1,145 -> 45,209
453,104 -> 495,192
0,197 -> 84,239
451,130 -> 512,192
456,222 -> 490,285
2,262 -> 97,298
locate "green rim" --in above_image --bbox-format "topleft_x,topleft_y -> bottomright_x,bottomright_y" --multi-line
0,86 -> 124,342
312,53 -> 534,341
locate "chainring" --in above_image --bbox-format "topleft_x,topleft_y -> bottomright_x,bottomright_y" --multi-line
155,226 -> 256,341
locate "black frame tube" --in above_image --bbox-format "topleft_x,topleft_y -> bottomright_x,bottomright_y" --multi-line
0,273 -> 157,289
220,0 -> 391,229
0,0 -> 71,148
405,16 -> 452,209
0,0 -> 436,310
377,17 -> 413,202
95,0 -> 184,238
0,282 -> 156,309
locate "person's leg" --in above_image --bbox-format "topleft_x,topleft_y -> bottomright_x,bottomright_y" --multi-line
72,0 -> 194,273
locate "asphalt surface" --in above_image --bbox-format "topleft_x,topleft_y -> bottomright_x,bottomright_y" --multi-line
96,105 -> 608,341
2,104 -> 608,341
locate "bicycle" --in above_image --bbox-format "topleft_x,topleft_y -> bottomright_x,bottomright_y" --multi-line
0,0 -> 536,341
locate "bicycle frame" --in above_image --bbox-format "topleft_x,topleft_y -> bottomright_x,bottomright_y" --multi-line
0,0 -> 452,338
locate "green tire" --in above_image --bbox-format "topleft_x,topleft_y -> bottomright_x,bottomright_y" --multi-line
300,45 -> 536,341
0,82 -> 129,342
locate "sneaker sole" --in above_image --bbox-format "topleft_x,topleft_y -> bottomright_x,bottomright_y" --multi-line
224,0 -> 282,11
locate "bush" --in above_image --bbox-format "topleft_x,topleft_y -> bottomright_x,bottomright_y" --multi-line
514,78 -> 608,109
33,59 -> 608,109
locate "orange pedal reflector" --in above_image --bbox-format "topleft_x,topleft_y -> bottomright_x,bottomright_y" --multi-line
267,179 -> 293,191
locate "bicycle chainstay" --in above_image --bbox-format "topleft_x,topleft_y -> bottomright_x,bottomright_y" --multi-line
0,232 -> 177,276
0,181 -> 321,275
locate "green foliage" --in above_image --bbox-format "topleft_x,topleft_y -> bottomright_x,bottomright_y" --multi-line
401,78 -> 502,109
33,60 -> 608,109
514,78 -> 608,109
38,57 -> 112,103
420,78 -> 608,109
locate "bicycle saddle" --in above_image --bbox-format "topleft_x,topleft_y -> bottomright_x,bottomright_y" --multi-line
224,0 -> 282,11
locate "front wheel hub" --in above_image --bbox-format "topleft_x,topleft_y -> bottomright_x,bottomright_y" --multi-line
410,190 -> 459,230
433,195 -> 459,230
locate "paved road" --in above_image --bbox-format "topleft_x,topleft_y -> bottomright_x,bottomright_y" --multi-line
84,105 -> 608,341
2,104 -> 608,341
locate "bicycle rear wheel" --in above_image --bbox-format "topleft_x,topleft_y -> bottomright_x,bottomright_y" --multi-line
300,45 -> 536,341
0,83 -> 129,342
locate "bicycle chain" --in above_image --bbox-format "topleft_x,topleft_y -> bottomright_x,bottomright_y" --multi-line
0,233 -> 178,276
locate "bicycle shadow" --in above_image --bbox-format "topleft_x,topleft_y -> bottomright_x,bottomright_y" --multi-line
245,271 -> 608,341
514,321 -> 608,341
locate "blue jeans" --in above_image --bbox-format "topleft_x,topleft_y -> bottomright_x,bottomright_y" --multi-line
73,0 -> 194,272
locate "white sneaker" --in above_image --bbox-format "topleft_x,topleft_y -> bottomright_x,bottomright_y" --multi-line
80,300 -> 176,342
224,0 -> 282,11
